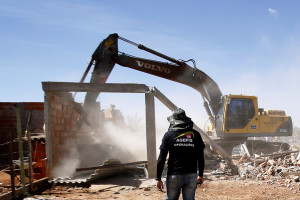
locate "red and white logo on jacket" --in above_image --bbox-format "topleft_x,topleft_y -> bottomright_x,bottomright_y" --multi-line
186,134 -> 192,139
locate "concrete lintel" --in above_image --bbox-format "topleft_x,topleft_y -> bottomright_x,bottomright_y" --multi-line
42,82 -> 148,93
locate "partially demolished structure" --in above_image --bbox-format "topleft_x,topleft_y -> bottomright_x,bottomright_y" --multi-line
42,81 -> 234,185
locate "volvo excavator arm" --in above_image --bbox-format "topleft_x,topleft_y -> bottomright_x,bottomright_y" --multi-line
82,33 -> 222,121
78,33 -> 292,162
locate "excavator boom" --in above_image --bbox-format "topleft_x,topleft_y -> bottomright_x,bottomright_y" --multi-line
83,33 -> 222,118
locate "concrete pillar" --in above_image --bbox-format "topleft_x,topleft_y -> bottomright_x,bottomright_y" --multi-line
145,92 -> 156,178
44,92 -> 52,178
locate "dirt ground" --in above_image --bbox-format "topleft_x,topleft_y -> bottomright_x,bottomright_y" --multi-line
0,171 -> 31,195
1,170 -> 300,199
20,175 -> 300,200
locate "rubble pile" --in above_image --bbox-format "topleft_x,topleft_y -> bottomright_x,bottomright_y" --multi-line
237,151 -> 300,182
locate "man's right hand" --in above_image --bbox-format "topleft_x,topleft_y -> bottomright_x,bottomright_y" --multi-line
156,180 -> 164,191
197,176 -> 204,185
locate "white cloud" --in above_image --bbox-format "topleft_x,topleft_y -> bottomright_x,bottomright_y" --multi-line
268,8 -> 278,17
268,8 -> 276,13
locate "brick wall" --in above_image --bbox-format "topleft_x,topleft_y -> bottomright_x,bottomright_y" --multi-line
0,103 -> 17,143
47,92 -> 80,176
0,102 -> 44,168
23,102 -> 44,133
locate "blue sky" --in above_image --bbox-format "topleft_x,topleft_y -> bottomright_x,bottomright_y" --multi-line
1,0 -> 300,129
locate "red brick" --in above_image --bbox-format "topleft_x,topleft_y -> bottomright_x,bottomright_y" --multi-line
0,127 -> 17,132
23,102 -> 44,107
0,106 -> 14,111
0,110 -> 15,114
24,106 -> 44,110
0,114 -> 16,119
0,119 -> 16,124
0,123 -> 16,128
0,103 -> 15,106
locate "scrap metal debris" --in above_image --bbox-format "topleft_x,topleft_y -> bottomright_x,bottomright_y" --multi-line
49,159 -> 147,187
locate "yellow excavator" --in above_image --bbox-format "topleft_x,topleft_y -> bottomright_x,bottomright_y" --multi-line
81,33 -> 293,155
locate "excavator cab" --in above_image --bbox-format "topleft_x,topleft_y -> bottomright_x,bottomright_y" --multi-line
225,97 -> 255,130
216,95 -> 293,139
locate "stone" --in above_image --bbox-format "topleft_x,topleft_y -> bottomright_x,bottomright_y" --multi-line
268,159 -> 277,166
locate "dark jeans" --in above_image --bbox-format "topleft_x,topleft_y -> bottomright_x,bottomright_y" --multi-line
166,173 -> 198,200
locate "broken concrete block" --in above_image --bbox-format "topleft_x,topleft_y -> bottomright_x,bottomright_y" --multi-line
289,175 -> 300,182
291,155 -> 297,164
219,162 -> 227,170
268,159 -> 277,166
297,160 -> 300,167
267,166 -> 275,176
238,154 -> 250,164
254,158 -> 265,165
259,162 -> 268,168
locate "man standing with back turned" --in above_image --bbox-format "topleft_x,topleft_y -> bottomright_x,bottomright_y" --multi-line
156,108 -> 205,200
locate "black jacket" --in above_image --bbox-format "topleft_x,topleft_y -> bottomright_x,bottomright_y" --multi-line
156,128 -> 205,180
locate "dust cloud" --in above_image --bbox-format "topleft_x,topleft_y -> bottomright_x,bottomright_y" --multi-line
51,104 -> 149,178
51,144 -> 80,178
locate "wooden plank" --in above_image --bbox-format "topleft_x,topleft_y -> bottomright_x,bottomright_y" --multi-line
42,82 -> 148,93
15,104 -> 26,193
